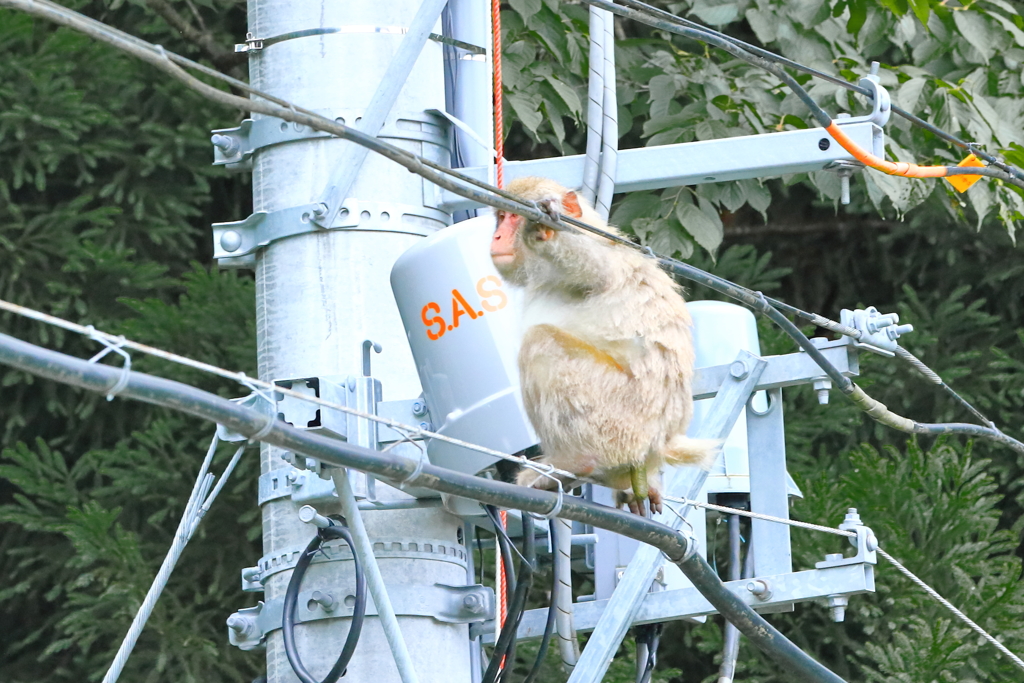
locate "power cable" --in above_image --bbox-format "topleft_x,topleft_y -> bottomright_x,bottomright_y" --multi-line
0,327 -> 867,683
482,507 -> 535,683
663,496 -> 1024,673
2,2 -> 1022,451
521,520 -> 560,683
283,522 -> 367,683
581,0 -> 1024,190
604,0 -> 1024,183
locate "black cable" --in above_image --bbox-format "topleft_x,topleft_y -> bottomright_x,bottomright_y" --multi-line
283,524 -> 367,683
500,514 -> 538,682
635,623 -> 663,683
482,512 -> 536,683
522,521 -> 559,683
0,329 -> 853,683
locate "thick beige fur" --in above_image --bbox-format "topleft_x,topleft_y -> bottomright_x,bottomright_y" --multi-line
493,177 -> 717,512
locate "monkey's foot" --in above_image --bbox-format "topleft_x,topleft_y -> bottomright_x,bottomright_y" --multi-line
648,487 -> 663,515
615,490 -> 651,516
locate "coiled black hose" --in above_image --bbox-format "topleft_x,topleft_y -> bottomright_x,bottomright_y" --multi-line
283,523 -> 367,683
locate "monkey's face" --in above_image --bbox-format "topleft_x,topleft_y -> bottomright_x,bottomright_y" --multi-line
491,210 -> 555,281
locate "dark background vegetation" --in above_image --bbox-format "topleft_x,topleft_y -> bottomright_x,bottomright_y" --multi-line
1,0 -> 1023,681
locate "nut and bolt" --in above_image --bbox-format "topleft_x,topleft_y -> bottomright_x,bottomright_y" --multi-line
227,614 -> 255,636
730,360 -> 749,380
210,134 -> 239,156
826,594 -> 849,622
462,593 -> 485,614
412,400 -> 428,417
746,579 -> 772,600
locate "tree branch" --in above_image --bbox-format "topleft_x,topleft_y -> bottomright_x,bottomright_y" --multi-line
144,0 -> 244,72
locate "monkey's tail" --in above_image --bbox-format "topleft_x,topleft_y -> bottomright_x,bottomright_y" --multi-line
663,435 -> 721,469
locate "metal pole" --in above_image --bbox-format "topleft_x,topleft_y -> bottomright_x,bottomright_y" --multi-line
243,0 -> 471,681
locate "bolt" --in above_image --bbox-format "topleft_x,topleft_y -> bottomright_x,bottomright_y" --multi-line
310,590 -> 336,611
312,202 -> 328,219
825,552 -> 844,563
462,593 -> 485,614
887,323 -> 914,341
812,377 -> 832,405
826,594 -> 849,622
219,230 -> 243,253
211,133 -> 239,155
840,174 -> 851,205
746,580 -> 772,600
227,614 -> 253,635
729,360 -> 749,380
843,508 -> 862,526
241,567 -> 261,583
298,505 -> 332,528
419,421 -> 431,431
411,400 -> 427,417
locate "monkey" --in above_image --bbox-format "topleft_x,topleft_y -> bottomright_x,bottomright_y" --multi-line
490,176 -> 717,515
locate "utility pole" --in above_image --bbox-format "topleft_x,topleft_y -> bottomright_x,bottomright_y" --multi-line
239,2 -> 477,681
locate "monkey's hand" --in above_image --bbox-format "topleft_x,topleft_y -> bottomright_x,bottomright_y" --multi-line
529,197 -> 562,222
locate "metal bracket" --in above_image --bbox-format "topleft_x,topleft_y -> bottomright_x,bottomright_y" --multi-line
210,111 -> 449,171
227,583 -> 493,650
213,200 -> 448,268
234,26 -> 485,55
241,536 -> 469,592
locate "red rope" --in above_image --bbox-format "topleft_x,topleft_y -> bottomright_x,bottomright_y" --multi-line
492,0 -> 504,189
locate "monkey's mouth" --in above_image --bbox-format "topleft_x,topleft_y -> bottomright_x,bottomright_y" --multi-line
491,252 -> 515,265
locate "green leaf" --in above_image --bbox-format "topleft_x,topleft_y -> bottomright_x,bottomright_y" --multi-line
508,0 -> 542,21
543,75 -> 582,117
676,201 -> 723,253
953,10 -> 995,63
907,0 -> 930,27
847,0 -> 869,35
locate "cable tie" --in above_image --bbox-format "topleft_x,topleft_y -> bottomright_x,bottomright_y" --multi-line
85,326 -> 132,401
250,415 -> 276,442
539,482 -> 565,519
395,451 -> 426,486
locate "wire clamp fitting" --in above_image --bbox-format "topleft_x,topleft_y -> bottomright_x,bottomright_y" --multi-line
235,32 -> 264,53
85,326 -> 132,401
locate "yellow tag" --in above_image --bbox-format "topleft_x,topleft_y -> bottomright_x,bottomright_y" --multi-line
945,154 -> 985,193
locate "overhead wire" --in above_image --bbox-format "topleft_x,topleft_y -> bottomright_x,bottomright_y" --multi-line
580,0 -> 1024,189
4,2 -> 1020,679
5,0 -> 1022,456
608,0 -> 1024,183
663,495 -> 1024,673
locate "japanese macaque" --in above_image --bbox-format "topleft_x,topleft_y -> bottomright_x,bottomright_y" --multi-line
491,177 -> 716,515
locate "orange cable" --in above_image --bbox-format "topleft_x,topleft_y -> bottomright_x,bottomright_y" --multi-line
824,122 -> 949,179
496,509 -> 508,668
492,0 -> 504,189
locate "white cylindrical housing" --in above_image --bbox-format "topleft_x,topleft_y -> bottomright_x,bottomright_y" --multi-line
391,215 -> 538,476
689,300 -> 763,494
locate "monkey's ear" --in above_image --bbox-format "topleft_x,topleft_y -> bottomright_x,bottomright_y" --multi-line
562,191 -> 583,218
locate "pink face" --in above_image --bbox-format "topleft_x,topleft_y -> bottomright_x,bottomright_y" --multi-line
490,210 -> 522,268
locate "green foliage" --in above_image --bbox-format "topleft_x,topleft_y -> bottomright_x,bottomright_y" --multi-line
2,0 -> 1024,682
501,0 -> 1024,249
693,440 -> 1024,683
